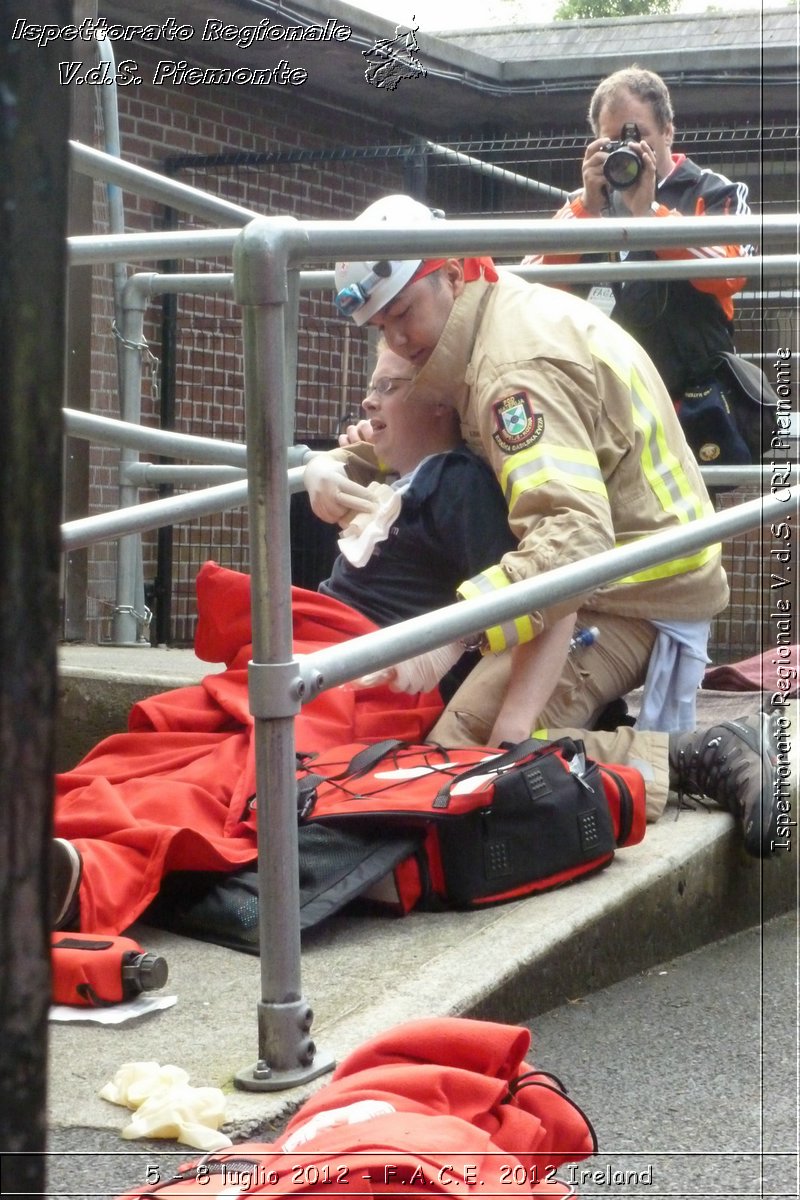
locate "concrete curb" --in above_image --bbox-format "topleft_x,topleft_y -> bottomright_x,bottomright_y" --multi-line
56,646 -> 222,770
50,646 -> 798,1145
47,808 -> 797,1142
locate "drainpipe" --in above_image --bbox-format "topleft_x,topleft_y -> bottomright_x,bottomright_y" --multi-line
97,32 -> 150,645
96,34 -> 128,403
112,274 -> 158,645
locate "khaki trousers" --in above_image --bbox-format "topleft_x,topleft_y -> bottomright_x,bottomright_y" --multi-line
429,610 -> 670,822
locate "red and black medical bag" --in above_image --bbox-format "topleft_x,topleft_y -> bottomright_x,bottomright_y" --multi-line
296,736 -> 646,913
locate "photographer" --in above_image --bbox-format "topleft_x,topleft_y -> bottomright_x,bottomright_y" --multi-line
524,67 -> 752,401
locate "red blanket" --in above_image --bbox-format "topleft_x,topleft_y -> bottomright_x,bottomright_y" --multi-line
118,1018 -> 596,1198
703,645 -> 799,698
55,563 -> 443,934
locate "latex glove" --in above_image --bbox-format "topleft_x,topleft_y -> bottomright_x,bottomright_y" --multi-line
338,419 -> 375,448
303,454 -> 375,525
98,1061 -> 188,1108
120,1085 -> 231,1151
99,1061 -> 232,1152
358,642 -> 463,694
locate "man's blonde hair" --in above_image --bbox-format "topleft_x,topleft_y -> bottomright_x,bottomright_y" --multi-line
588,66 -> 674,135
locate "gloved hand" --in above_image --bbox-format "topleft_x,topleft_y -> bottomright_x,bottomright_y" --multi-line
338,419 -> 375,448
358,642 -> 463,694
303,454 -> 376,525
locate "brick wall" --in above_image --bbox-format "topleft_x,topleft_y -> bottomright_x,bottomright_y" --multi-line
72,46 -> 408,643
70,67 -> 787,658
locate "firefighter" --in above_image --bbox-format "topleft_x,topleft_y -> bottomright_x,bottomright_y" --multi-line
313,194 -> 777,856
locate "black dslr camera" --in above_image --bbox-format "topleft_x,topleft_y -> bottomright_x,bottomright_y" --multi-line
603,123 -> 643,191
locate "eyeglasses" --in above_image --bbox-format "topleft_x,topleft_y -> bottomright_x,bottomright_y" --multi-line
367,376 -> 415,396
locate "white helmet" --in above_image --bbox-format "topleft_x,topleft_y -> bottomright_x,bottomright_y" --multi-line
334,194 -> 444,325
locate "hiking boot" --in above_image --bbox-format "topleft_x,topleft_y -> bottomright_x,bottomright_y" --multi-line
668,711 -> 778,857
51,838 -> 82,930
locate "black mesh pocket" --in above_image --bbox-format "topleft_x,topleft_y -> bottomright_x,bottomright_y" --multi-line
436,752 -> 616,906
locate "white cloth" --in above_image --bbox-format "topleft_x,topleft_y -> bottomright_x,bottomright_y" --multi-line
636,619 -> 711,733
337,481 -> 405,567
337,458 -> 439,568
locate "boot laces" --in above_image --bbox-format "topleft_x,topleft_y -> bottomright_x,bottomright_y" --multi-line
676,732 -> 748,818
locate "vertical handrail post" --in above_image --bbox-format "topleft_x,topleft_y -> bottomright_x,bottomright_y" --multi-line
232,217 -> 334,1091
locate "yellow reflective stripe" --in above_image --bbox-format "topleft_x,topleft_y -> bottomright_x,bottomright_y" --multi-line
588,335 -> 706,524
615,540 -> 721,586
485,613 -> 536,654
629,370 -> 704,524
499,444 -> 607,508
458,565 -> 508,602
531,729 -> 549,740
458,568 -> 536,653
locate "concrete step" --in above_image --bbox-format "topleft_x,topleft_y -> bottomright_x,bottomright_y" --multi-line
51,646 -> 797,1146
48,803 -> 796,1142
56,644 -> 223,770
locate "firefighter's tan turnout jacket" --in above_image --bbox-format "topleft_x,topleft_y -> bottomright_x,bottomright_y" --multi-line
341,273 -> 729,653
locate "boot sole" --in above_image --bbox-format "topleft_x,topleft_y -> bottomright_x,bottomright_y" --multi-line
52,839 -> 83,930
718,713 -> 777,856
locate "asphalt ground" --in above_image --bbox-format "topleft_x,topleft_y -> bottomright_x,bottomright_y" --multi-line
43,912 -> 798,1200
524,910 -> 798,1200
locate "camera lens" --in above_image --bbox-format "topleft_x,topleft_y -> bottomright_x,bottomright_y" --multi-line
603,146 -> 643,191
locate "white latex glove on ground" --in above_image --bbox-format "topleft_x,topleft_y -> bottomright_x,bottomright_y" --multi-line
99,1061 -> 232,1152
358,642 -> 463,694
303,454 -> 375,525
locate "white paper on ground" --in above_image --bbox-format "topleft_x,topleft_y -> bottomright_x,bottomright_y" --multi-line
49,994 -> 177,1024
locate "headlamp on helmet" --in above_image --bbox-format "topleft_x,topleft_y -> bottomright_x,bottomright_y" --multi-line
334,260 -> 393,317
333,194 -> 445,325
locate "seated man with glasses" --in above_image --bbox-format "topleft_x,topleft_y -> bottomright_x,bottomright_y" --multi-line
51,345 -> 519,936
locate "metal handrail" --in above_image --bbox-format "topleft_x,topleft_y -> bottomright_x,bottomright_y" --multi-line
298,488 -> 799,697
59,460 -> 795,551
66,213 -> 798,266
70,140 -> 259,227
62,184 -> 799,1093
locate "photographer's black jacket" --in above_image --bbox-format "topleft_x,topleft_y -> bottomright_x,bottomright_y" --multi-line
530,154 -> 751,396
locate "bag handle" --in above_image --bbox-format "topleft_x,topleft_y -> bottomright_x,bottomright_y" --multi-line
432,736 -> 580,810
343,738 -> 408,778
296,738 -> 409,820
